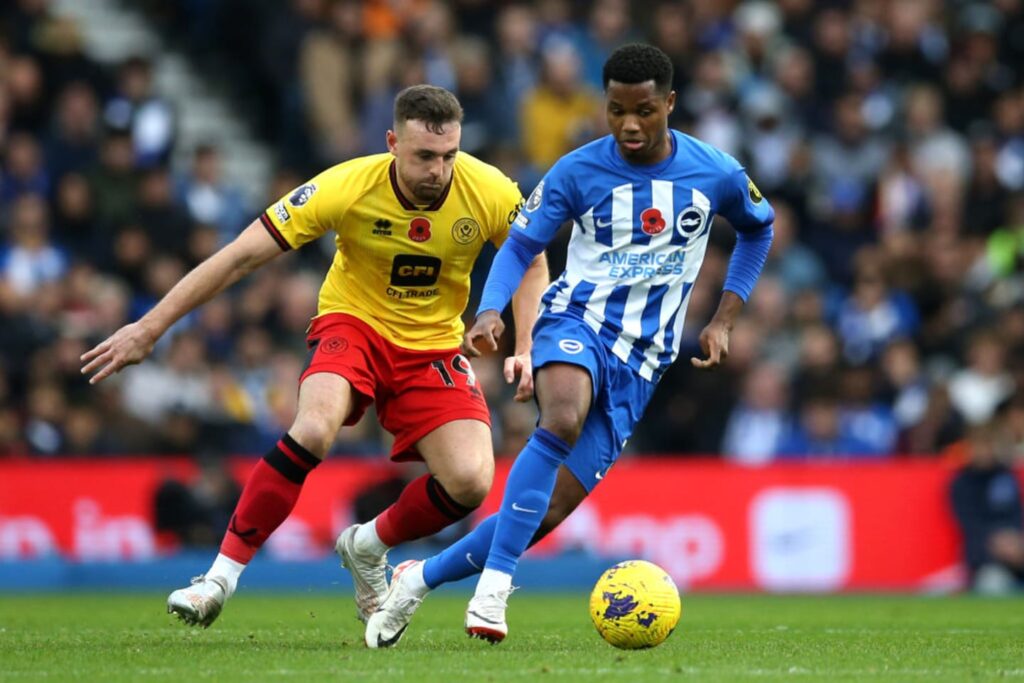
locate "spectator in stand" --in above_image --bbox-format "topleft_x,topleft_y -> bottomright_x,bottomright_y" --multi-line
948,329 -> 1016,426
809,94 -> 890,281
985,193 -> 1024,279
731,1 -> 786,97
45,81 -> 101,182
772,44 -> 820,132
137,165 -> 193,258
1000,395 -> 1024,463
176,145 -> 249,245
778,388 -> 877,459
491,4 -> 539,148
23,381 -> 66,455
451,37 -> 503,158
519,38 -> 601,171
880,338 -> 930,444
760,199 -> 826,296
648,2 -> 692,123
905,84 -> 970,186
88,129 -> 138,231
962,130 -> 1010,238
722,362 -> 791,464
298,0 -> 362,165
5,54 -> 47,136
738,85 -> 801,195
120,331 -> 214,427
837,364 -> 898,456
835,254 -> 919,365
575,0 -> 634,90
407,1 -> 458,94
1,131 -> 49,202
62,403 -> 116,455
680,49 -> 739,155
950,420 -> 1024,594
1,194 -> 66,300
103,56 -> 175,167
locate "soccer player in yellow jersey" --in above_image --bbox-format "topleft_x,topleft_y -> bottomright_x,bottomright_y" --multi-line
80,86 -> 549,631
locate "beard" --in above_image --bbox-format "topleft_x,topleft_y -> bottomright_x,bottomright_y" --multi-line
413,181 -> 444,202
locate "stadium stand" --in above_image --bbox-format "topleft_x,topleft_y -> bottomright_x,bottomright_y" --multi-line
2,0 -> 1023,466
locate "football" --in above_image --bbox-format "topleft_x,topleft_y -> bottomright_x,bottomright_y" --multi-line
589,560 -> 681,650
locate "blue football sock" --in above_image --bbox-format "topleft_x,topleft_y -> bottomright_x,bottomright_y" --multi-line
485,428 -> 572,576
421,514 -> 497,589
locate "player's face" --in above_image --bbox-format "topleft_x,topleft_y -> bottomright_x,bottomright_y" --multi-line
605,80 -> 676,164
388,120 -> 461,204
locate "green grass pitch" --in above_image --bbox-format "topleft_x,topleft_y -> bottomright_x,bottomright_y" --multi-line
1,593 -> 1022,681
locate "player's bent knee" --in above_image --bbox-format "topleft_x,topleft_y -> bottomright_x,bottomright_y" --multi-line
286,414 -> 339,459
439,467 -> 491,508
538,410 -> 586,446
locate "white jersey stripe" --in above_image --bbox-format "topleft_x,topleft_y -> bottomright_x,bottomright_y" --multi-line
610,183 -> 634,249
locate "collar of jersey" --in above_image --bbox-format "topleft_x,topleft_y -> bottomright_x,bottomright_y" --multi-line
389,160 -> 453,212
609,130 -> 679,176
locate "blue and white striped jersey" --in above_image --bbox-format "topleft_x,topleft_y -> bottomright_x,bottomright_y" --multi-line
513,130 -> 774,382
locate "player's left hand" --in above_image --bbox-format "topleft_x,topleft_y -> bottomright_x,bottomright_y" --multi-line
504,353 -> 534,402
462,310 -> 504,358
690,320 -> 730,370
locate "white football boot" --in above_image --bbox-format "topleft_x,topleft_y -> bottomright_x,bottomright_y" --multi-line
167,575 -> 231,628
364,560 -> 428,648
465,588 -> 515,643
335,524 -> 389,623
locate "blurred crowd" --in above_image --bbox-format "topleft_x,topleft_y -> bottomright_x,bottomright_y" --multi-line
2,0 -> 1024,465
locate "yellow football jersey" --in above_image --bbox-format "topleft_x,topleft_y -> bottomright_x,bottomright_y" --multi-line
259,152 -> 523,350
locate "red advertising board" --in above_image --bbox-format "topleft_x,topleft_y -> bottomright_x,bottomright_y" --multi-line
0,458 -> 1007,591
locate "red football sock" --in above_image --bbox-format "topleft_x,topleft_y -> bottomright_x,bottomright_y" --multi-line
374,474 -> 476,547
219,433 -> 320,564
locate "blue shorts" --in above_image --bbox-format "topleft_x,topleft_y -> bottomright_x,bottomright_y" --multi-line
531,312 -> 656,492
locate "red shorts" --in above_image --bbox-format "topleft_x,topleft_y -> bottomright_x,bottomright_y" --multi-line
300,313 -> 490,461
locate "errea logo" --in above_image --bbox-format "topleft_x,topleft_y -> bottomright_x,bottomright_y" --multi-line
559,339 -> 584,354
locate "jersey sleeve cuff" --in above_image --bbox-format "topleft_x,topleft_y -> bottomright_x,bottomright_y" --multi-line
260,212 -> 292,251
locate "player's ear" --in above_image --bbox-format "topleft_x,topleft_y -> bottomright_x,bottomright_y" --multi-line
386,129 -> 398,154
665,90 -> 676,114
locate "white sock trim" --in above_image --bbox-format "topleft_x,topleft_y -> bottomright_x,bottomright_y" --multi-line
476,568 -> 513,596
353,519 -> 389,556
208,554 -> 245,597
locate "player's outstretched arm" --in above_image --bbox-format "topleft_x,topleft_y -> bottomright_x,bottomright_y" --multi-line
80,219 -> 284,384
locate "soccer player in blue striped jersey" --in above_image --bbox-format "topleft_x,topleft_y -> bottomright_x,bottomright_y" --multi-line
365,43 -> 774,647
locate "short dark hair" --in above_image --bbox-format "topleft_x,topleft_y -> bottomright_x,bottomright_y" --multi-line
602,43 -> 674,94
394,85 -> 464,134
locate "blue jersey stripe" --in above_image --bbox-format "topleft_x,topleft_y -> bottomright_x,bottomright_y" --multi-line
567,279 -> 597,311
597,285 -> 631,347
656,281 -> 693,370
628,284 -> 669,369
541,277 -> 569,309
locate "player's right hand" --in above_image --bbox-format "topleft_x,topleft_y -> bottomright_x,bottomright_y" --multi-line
80,321 -> 158,385
504,352 -> 534,402
462,310 -> 504,358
